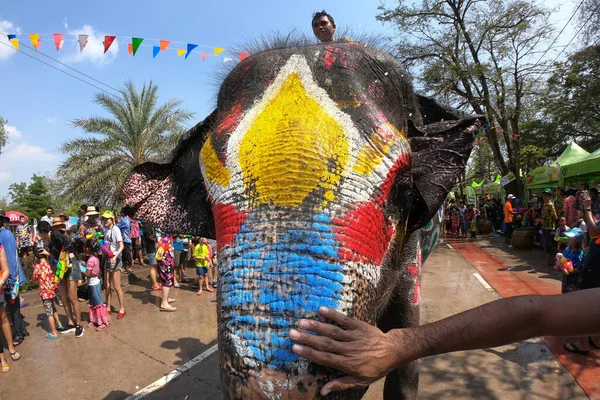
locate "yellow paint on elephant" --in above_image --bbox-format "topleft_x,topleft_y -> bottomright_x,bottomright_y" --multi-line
239,72 -> 349,207
200,136 -> 231,187
353,124 -> 404,176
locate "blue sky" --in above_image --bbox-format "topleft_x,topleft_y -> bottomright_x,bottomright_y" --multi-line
0,0 -> 575,199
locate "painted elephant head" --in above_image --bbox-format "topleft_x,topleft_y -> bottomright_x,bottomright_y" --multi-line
122,40 -> 480,399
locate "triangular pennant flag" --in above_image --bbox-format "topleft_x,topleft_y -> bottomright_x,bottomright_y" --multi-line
10,38 -> 18,50
128,43 -> 133,55
59,40 -> 64,50
104,35 -> 116,54
185,43 -> 198,59
159,40 -> 170,51
29,33 -> 39,49
35,38 -> 42,50
132,37 -> 143,56
7,34 -> 16,41
153,45 -> 160,58
201,52 -> 209,61
78,34 -> 89,52
239,51 -> 250,61
223,57 -> 233,62
177,49 -> 186,57
52,33 -> 63,51
214,47 -> 225,55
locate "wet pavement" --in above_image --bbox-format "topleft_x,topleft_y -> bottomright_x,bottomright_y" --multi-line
1,238 -> 596,399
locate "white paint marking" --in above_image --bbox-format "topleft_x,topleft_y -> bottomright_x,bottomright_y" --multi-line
446,243 -> 453,249
126,344 -> 219,400
473,272 -> 493,290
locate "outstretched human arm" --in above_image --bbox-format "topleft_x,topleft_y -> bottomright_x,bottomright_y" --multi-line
582,191 -> 600,237
289,288 -> 600,396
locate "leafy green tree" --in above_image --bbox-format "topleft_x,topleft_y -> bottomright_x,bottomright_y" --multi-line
0,116 -> 7,154
58,80 -> 194,205
8,175 -> 52,218
8,182 -> 27,206
520,144 -> 550,175
377,0 -> 555,196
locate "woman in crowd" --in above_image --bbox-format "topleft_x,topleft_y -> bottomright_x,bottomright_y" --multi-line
0,244 -> 21,372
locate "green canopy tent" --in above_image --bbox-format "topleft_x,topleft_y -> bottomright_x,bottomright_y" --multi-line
484,174 -> 504,195
560,147 -> 600,185
526,142 -> 590,190
471,178 -> 485,195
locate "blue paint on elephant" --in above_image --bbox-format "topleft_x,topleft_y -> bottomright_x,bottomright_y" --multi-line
221,212 -> 343,368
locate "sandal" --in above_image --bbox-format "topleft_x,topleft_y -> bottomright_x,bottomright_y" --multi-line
168,298 -> 176,303
159,306 -> 177,312
46,333 -> 59,340
205,288 -> 214,293
12,336 -> 24,347
1,363 -> 8,373
196,290 -> 202,296
96,324 -> 107,331
10,351 -> 21,361
590,337 -> 600,350
152,284 -> 163,291
173,284 -> 181,288
564,343 -> 589,356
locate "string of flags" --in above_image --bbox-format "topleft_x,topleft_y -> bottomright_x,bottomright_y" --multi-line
6,33 -> 251,62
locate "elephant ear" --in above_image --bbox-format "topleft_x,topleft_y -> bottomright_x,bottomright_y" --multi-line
121,112 -> 217,236
392,98 -> 482,231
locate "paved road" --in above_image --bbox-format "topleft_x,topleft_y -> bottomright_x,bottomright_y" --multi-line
0,241 -> 590,399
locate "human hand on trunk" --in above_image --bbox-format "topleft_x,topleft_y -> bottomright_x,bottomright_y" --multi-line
289,307 -> 407,396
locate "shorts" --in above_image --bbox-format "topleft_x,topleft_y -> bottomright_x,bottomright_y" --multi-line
147,252 -> 157,266
157,262 -> 174,287
63,256 -> 83,281
122,242 -> 133,264
0,291 -> 6,308
174,250 -> 182,267
133,237 -> 142,251
42,298 -> 57,317
105,257 -> 124,272
542,230 -> 555,254
196,267 -> 207,276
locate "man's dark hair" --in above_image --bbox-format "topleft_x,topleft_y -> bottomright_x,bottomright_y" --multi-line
47,206 -> 53,211
38,221 -> 52,234
312,10 -> 335,26
80,204 -> 88,211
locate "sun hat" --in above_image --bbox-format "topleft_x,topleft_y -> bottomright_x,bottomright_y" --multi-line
0,209 -> 9,223
102,210 -> 115,220
52,216 -> 66,227
85,206 -> 99,216
564,228 -> 583,240
58,212 -> 69,222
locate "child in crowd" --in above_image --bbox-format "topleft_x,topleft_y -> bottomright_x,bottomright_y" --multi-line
560,228 -> 585,294
84,240 -> 110,331
451,210 -> 460,237
156,235 -> 177,312
32,255 -> 63,339
193,237 -> 214,295
555,217 -> 570,252
574,210 -> 589,248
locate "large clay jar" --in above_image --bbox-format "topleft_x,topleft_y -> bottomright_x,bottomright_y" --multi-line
512,228 -> 534,249
477,220 -> 492,235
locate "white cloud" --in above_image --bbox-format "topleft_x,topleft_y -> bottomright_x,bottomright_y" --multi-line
0,172 -> 10,181
0,19 -> 22,61
3,142 -> 57,163
61,21 -> 119,66
46,117 -> 57,125
5,125 -> 21,138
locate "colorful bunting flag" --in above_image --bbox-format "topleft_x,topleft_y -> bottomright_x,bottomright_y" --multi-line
201,52 -> 209,61
132,37 -> 143,56
52,33 -> 63,51
78,34 -> 89,52
223,57 -> 233,62
185,43 -> 198,59
29,33 -> 39,49
153,45 -> 160,58
159,40 -> 170,51
34,38 -> 42,50
214,47 -> 225,55
9,38 -> 18,50
7,34 -> 16,41
104,35 -> 116,54
177,49 -> 186,57
128,43 -> 133,55
239,52 -> 250,61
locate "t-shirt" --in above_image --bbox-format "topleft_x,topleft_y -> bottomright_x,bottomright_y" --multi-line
142,228 -> 157,253
32,262 -> 57,299
193,244 -> 209,267
459,207 -> 467,222
130,220 -> 140,239
104,225 -> 123,260
117,217 -> 132,244
562,246 -> 584,270
86,256 -> 101,286
40,215 -> 53,225
16,224 -> 31,248
504,202 -> 514,223
173,237 -> 184,251
0,228 -> 26,285
48,231 -> 74,261
541,202 -> 558,231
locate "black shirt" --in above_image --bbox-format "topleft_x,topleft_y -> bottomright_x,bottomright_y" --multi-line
48,231 -> 74,261
142,228 -> 156,253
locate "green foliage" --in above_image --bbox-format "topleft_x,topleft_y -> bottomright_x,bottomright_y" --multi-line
8,175 -> 52,218
520,145 -> 550,175
0,116 -> 7,154
58,80 -> 194,206
577,0 -> 600,46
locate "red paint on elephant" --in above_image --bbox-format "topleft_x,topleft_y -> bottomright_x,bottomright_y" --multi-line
212,203 -> 247,252
377,153 -> 411,206
215,99 -> 245,137
323,46 -> 363,71
334,202 -> 394,265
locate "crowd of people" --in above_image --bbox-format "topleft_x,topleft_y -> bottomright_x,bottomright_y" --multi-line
0,204 -> 217,373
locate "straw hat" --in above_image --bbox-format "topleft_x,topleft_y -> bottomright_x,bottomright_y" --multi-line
85,206 -> 99,216
52,216 -> 66,227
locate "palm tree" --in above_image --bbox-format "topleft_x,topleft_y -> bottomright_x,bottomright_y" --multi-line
58,80 -> 194,206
